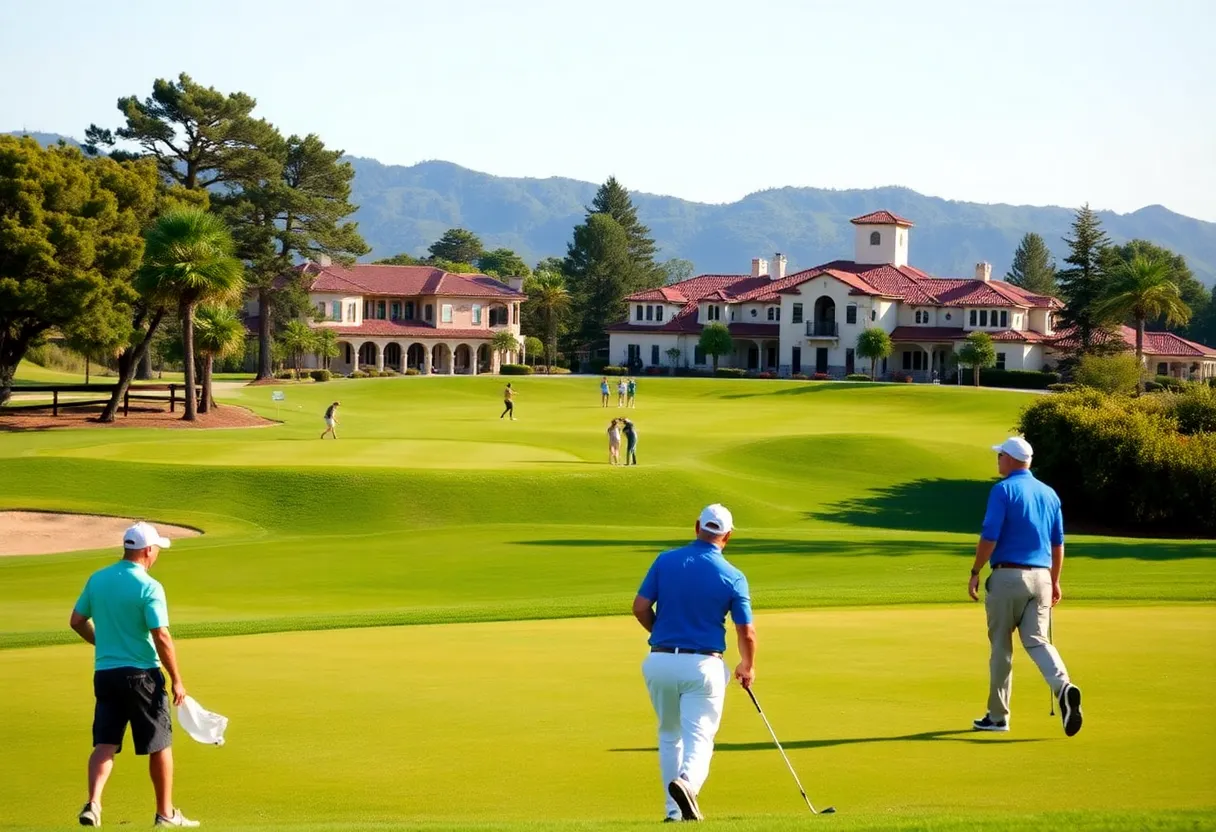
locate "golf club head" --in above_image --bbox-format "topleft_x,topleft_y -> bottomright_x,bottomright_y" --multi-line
820,806 -> 837,814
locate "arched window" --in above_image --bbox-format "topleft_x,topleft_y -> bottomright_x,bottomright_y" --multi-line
870,231 -> 881,246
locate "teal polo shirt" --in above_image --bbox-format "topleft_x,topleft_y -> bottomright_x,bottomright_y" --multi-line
74,561 -> 169,671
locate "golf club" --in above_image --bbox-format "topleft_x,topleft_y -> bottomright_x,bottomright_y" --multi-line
744,686 -> 836,815
1048,608 -> 1055,716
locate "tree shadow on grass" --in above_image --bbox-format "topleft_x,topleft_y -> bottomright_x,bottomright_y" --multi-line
720,382 -> 891,401
510,538 -> 970,558
816,478 -> 1215,558
610,729 -> 1045,753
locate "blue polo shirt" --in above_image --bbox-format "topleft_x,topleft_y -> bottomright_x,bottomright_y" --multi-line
981,469 -> 1064,569
74,561 -> 170,671
637,540 -> 753,654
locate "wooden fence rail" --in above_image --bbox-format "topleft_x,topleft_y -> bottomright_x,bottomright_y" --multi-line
3,384 -> 201,416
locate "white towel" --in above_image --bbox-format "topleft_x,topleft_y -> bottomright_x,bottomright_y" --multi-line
176,695 -> 228,746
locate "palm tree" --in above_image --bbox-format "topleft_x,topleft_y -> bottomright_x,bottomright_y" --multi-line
524,271 -> 571,372
194,305 -> 247,412
1095,254 -> 1192,392
313,327 -> 340,371
136,209 -> 244,421
279,320 -> 317,378
491,330 -> 519,370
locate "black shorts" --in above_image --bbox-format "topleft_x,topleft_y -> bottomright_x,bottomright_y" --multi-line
92,667 -> 172,755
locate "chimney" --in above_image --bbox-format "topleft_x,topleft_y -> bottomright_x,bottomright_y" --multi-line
506,276 -> 525,292
751,257 -> 769,278
976,262 -> 992,283
317,253 -> 332,268
772,252 -> 787,281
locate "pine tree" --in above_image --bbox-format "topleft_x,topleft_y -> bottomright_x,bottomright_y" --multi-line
428,228 -> 484,264
589,177 -> 663,288
564,213 -> 633,348
1005,233 -> 1057,296
1056,204 -> 1115,354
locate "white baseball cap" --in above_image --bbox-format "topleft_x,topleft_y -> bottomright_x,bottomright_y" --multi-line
698,504 -> 734,535
992,437 -> 1033,462
123,521 -> 172,550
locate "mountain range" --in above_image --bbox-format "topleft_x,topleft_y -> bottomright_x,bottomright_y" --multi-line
12,131 -> 1216,286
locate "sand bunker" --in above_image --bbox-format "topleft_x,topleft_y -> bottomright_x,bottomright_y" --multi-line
0,511 -> 202,557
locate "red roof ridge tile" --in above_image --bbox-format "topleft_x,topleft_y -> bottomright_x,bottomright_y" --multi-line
850,210 -> 914,227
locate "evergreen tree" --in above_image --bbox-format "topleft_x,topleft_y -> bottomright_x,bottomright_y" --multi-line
1005,232 -> 1057,296
589,177 -> 664,288
477,248 -> 531,278
428,228 -> 484,264
374,252 -> 424,266
564,213 -> 633,348
1056,204 -> 1116,354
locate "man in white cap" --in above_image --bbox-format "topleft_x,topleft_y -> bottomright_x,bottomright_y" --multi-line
632,504 -> 756,822
69,522 -> 199,827
968,437 -> 1083,737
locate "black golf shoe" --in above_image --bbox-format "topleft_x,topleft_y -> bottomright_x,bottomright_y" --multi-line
668,777 -> 703,822
1059,682 -> 1083,737
971,714 -> 1009,732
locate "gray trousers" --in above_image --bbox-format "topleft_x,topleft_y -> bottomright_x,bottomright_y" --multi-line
985,567 -> 1070,721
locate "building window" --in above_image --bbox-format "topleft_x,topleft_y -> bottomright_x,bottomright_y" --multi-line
346,302 -> 357,322
996,352 -> 1007,370
332,301 -> 341,321
792,303 -> 803,324
979,310 -> 989,327
707,305 -> 721,321
694,346 -> 706,365
344,343 -> 353,364
651,344 -> 660,365
391,302 -> 401,321
902,351 -> 928,371
871,309 -> 877,321
376,300 -> 386,319
405,302 -> 415,320
364,300 -> 373,318
847,305 -> 857,325
970,310 -> 978,327
317,301 -> 326,318
1000,310 -> 1009,328
424,304 -> 433,322
441,304 -> 453,323
645,305 -> 654,321
472,304 -> 482,325
870,231 -> 881,246
767,308 -> 775,321
1157,362 -> 1167,376
656,306 -> 664,321
636,305 -> 644,321
627,344 -> 641,365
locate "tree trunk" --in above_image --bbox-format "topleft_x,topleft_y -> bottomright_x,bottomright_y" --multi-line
1136,317 -> 1146,394
712,354 -> 719,371
256,289 -> 273,380
85,356 -> 90,385
136,346 -> 153,380
199,355 -> 215,412
181,302 -> 198,421
0,361 -> 15,407
973,366 -> 980,387
871,357 -> 877,380
99,309 -> 166,423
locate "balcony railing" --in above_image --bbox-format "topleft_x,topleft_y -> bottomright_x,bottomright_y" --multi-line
805,321 -> 839,338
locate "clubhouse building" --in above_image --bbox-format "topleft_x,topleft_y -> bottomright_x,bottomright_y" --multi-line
263,258 -> 527,374
608,211 -> 1216,381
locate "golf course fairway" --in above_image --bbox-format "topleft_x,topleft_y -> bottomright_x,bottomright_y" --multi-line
1,376 -> 1213,831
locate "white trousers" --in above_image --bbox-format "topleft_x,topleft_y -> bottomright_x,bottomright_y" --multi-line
641,652 -> 728,819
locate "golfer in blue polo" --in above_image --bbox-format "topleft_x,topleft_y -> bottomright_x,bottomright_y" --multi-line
632,504 -> 756,822
968,437 -> 1083,736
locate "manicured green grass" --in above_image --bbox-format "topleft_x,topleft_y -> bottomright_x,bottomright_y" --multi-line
0,377 -> 1212,830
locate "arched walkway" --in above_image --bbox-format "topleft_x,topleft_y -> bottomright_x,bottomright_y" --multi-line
407,343 -> 427,372
453,344 -> 472,374
335,341 -> 356,375
357,342 -> 379,371
383,343 -> 403,372
477,344 -> 491,373
813,296 -> 837,336
431,343 -> 452,375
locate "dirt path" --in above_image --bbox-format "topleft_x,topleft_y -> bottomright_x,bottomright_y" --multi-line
0,511 -> 202,557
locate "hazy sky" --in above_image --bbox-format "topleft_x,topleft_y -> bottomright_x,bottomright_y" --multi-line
2,0 -> 1213,220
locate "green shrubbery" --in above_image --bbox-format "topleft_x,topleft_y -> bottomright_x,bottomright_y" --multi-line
1019,388 -> 1216,535
25,342 -> 90,374
714,367 -> 747,378
499,364 -> 532,375
846,373 -> 873,381
603,365 -> 629,375
310,369 -> 332,382
978,369 -> 1060,389
404,368 -> 421,376
535,366 -> 571,374
1073,354 -> 1141,394
349,370 -> 370,379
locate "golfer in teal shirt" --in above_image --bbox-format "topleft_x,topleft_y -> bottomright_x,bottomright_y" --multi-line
70,522 -> 198,828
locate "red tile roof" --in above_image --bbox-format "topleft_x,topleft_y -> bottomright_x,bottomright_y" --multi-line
299,263 -> 525,299
851,211 -> 914,227
1052,325 -> 1216,357
889,326 -> 1049,344
328,321 -> 495,339
606,301 -> 703,334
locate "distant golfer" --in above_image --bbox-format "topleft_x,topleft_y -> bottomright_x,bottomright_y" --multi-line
633,504 -> 755,822
500,383 -> 516,420
70,522 -> 199,828
617,378 -> 627,407
607,418 -> 622,465
627,377 -> 637,408
321,401 -> 340,439
600,377 -> 610,408
969,437 -> 1083,736
622,418 -> 638,465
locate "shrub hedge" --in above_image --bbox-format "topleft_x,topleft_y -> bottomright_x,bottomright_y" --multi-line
310,369 -> 332,382
846,373 -> 872,381
404,368 -> 421,376
349,370 -> 369,379
536,366 -> 571,375
1018,388 -> 1216,535
499,364 -> 532,375
602,365 -> 628,376
715,368 -> 747,378
979,369 -> 1060,389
